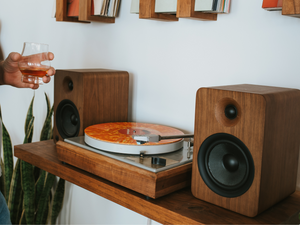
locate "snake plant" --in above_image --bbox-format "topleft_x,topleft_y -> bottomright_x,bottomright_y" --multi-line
0,93 -> 65,224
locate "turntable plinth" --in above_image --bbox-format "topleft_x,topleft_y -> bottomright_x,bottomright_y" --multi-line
56,141 -> 192,198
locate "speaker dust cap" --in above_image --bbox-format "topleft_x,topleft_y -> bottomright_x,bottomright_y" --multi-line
198,133 -> 254,198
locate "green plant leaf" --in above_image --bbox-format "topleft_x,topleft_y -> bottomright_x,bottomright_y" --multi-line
51,178 -> 65,224
23,116 -> 34,144
35,172 -> 56,224
24,95 -> 34,135
7,159 -> 23,224
33,166 -> 41,183
0,108 -> 14,203
44,92 -> 51,119
35,169 -> 46,210
19,208 -> 26,224
16,191 -> 24,225
40,93 -> 53,141
21,160 -> 35,224
40,106 -> 53,141
42,195 -> 51,225
0,158 -> 6,198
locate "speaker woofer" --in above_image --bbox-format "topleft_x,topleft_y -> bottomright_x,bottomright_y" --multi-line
56,99 -> 80,139
198,133 -> 254,198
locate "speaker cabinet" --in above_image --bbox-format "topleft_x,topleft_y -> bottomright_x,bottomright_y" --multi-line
53,69 -> 129,143
192,84 -> 300,217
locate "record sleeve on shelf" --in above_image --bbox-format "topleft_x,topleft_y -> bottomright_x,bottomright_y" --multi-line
67,0 -> 80,17
195,0 -> 231,14
92,0 -> 120,17
262,0 -> 283,11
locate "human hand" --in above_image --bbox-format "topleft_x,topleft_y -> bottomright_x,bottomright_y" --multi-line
0,52 -> 55,89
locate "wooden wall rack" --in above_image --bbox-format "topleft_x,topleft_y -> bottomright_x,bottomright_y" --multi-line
176,0 -> 217,21
282,0 -> 300,17
138,0 -> 218,21
139,0 -> 178,21
56,0 -> 115,23
56,0 -> 220,23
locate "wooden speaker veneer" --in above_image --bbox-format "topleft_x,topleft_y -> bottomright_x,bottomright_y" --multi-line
53,69 -> 129,143
192,84 -> 300,217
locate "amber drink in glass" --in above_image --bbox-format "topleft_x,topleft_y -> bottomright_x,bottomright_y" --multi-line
18,42 -> 50,84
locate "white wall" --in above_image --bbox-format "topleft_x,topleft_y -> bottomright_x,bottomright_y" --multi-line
1,0 -> 300,224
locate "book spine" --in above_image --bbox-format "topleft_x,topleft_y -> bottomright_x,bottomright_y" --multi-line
262,0 -> 282,11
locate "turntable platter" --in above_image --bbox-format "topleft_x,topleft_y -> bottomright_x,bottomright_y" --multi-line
84,122 -> 184,155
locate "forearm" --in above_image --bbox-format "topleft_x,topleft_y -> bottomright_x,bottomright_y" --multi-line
0,60 -> 4,85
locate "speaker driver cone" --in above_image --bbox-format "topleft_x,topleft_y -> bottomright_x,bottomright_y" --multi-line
56,99 -> 80,139
198,133 -> 254,197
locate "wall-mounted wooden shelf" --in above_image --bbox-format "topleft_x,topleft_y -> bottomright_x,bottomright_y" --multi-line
282,0 -> 300,17
79,0 -> 115,23
139,0 -> 178,21
176,0 -> 217,21
137,0 -> 219,21
56,0 -> 86,23
56,0 -> 115,23
14,140 -> 300,224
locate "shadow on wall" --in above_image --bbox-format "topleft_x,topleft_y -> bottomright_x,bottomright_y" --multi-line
0,21 -> 3,61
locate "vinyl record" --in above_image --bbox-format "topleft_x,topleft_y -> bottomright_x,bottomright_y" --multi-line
84,122 -> 184,154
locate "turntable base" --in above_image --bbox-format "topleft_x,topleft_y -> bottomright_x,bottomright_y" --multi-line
56,137 -> 193,198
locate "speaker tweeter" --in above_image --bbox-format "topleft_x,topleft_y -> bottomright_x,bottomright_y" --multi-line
215,98 -> 241,127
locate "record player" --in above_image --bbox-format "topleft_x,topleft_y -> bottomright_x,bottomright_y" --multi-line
56,122 -> 193,198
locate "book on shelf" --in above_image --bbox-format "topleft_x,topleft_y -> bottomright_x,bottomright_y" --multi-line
92,0 -> 120,17
262,0 -> 283,11
67,0 -> 80,17
52,0 -> 56,18
93,0 -> 104,15
154,0 -> 177,14
130,0 -> 139,14
195,0 -> 214,12
194,0 -> 231,13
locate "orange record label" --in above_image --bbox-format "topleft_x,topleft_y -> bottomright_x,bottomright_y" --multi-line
84,122 -> 184,145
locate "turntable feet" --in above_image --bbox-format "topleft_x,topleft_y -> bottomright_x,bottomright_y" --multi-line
151,157 -> 166,166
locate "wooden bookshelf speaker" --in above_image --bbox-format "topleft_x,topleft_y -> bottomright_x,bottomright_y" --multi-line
53,69 -> 129,143
192,84 -> 300,217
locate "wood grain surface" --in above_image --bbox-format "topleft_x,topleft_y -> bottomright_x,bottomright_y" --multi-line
282,0 -> 300,17
79,0 -> 115,23
139,0 -> 178,21
177,0 -> 217,20
192,84 -> 300,217
56,141 -> 192,198
53,69 -> 129,142
14,140 -> 300,224
56,0 -> 89,23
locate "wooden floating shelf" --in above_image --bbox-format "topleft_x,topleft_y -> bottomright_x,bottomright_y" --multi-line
177,0 -> 217,21
56,0 -> 225,23
282,0 -> 300,17
56,0 -> 85,23
13,140 -> 300,225
56,0 -> 115,23
138,0 -> 218,21
139,0 -> 178,21
79,0 -> 115,23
